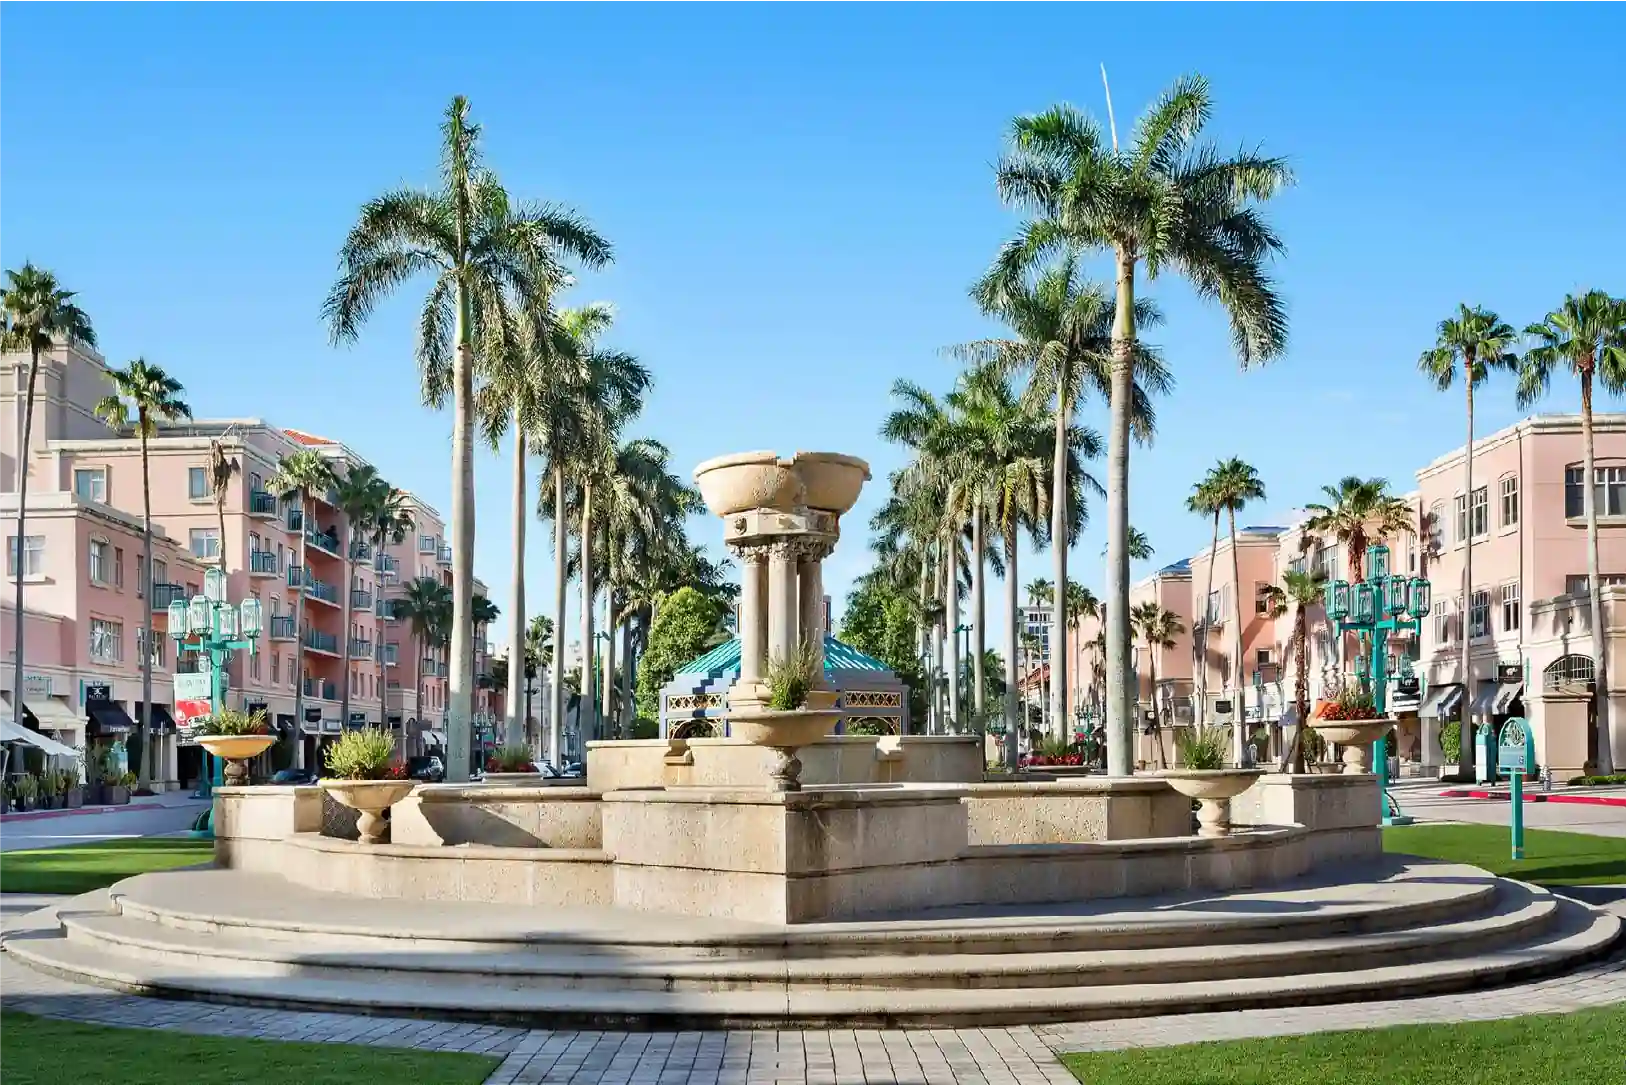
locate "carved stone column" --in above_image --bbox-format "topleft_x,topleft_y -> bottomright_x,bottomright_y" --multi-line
766,540 -> 800,668
733,546 -> 769,684
798,540 -> 830,685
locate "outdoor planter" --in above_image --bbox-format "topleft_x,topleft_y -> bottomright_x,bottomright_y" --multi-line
728,689 -> 843,792
196,734 -> 277,787
319,780 -> 417,844
64,787 -> 83,809
1159,769 -> 1263,838
105,785 -> 130,805
1308,719 -> 1395,775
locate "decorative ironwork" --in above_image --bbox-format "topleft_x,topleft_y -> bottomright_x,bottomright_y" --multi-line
666,693 -> 724,712
843,716 -> 899,735
672,720 -> 718,740
1543,654 -> 1595,690
842,689 -> 901,709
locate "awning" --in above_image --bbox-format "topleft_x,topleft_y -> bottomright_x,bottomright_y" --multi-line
1493,682 -> 1525,715
426,730 -> 447,747
147,705 -> 177,733
87,701 -> 138,734
1419,684 -> 1464,719
0,717 -> 81,758
17,695 -> 84,734
1469,682 -> 1499,717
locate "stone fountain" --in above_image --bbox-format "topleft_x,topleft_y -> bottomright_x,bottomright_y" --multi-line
692,451 -> 870,791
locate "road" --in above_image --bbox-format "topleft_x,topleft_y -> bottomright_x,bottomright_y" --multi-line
0,797 -> 209,852
1393,784 -> 1625,838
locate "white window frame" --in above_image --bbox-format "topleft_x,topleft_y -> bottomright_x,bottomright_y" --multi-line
188,466 -> 209,500
88,618 -> 123,664
1500,582 -> 1521,633
73,467 -> 107,503
1468,590 -> 1490,640
189,527 -> 222,560
6,535 -> 45,578
1468,485 -> 1488,539
88,537 -> 111,585
1499,475 -> 1519,528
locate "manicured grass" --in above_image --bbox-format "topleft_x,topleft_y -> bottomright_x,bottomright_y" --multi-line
1383,822 -> 1625,886
0,837 -> 213,894
1061,1007 -> 1626,1085
0,1011 -> 499,1085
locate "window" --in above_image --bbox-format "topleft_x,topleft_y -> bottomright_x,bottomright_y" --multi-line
6,535 -> 44,577
88,539 -> 111,584
151,558 -> 167,595
135,627 -> 165,670
1256,648 -> 1272,667
1432,598 -> 1455,643
1544,654 -> 1596,689
1566,464 -> 1627,518
1454,487 -> 1488,542
271,653 -> 280,685
113,547 -> 124,588
1468,589 -> 1491,639
88,618 -> 123,664
250,646 -> 261,681
73,468 -> 107,503
1427,501 -> 1445,554
1501,582 -> 1520,632
1499,475 -> 1519,528
188,467 -> 209,500
189,528 -> 221,560
1255,582 -> 1273,616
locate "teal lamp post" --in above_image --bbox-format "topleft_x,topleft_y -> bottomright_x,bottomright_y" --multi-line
1322,544 -> 1429,826
168,567 -> 262,821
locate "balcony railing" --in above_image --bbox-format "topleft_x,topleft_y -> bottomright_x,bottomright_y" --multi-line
437,545 -> 453,565
305,528 -> 341,557
269,616 -> 296,641
248,490 -> 278,517
286,566 -> 339,605
303,629 -> 339,655
376,598 -> 397,620
150,583 -> 187,610
377,643 -> 398,665
423,659 -> 444,677
349,637 -> 373,659
374,553 -> 397,574
351,588 -> 373,610
249,550 -> 279,575
285,509 -> 303,532
418,536 -> 437,554
302,677 -> 338,701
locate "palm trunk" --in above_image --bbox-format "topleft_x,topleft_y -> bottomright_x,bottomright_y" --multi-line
945,531 -> 959,733
550,466 -> 567,766
1580,370 -> 1615,773
622,620 -> 635,729
1003,525 -> 1020,768
339,512 -> 356,735
1458,378 -> 1475,773
933,545 -> 946,734
374,534 -> 386,737
291,492 -> 308,770
1227,506 -> 1246,766
580,480 -> 595,745
1282,605 -> 1309,774
443,276 -> 476,784
11,346 -> 39,772
601,538 -> 615,737
1197,511 -> 1220,729
137,421 -> 155,790
916,561 -> 930,734
1051,377 -> 1069,743
1148,649 -> 1162,768
1103,251 -> 1136,776
504,412 -> 527,748
971,505 -> 986,725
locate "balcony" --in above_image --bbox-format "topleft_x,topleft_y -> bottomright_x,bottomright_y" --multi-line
248,490 -> 278,517
417,536 -> 437,555
376,598 -> 397,620
374,553 -> 397,575
349,637 -> 373,660
285,509 -> 303,532
304,528 -> 341,557
437,544 -> 453,566
150,583 -> 187,610
249,550 -> 279,576
350,588 -> 373,611
303,677 -> 338,701
269,616 -> 296,641
302,628 -> 339,656
350,539 -> 372,561
286,566 -> 339,606
423,659 -> 444,677
377,643 -> 398,665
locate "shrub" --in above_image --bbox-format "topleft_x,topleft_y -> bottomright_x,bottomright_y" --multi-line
1569,773 -> 1627,786
765,640 -> 821,711
1175,725 -> 1229,770
195,707 -> 270,738
634,587 -> 725,719
485,745 -> 536,773
115,771 -> 138,788
846,720 -> 891,737
1301,726 -> 1327,763
627,717 -> 660,740
1439,720 -> 1462,757
1321,686 -> 1381,721
322,728 -> 399,780
13,775 -> 38,800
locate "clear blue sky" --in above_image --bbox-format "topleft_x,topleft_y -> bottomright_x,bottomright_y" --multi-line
4,4 -> 1623,658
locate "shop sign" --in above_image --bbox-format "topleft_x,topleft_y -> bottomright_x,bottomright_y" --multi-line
22,674 -> 53,697
172,672 -> 213,730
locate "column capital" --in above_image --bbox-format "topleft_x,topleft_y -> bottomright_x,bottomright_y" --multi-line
727,542 -> 770,566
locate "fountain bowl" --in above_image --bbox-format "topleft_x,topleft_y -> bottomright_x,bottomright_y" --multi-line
792,452 -> 871,515
693,451 -> 802,517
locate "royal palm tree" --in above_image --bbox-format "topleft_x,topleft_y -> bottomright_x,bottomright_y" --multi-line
334,464 -> 386,733
1260,569 -> 1327,773
1419,305 -> 1517,775
323,95 -> 612,782
269,450 -> 338,766
1186,476 -> 1222,728
1132,600 -> 1184,768
1203,457 -> 1266,763
94,360 -> 190,790
1517,291 -> 1626,773
992,74 -> 1292,776
207,440 -> 239,574
1065,581 -> 1099,726
523,613 -> 554,750
1106,527 -> 1155,562
363,483 -> 412,730
4,264 -> 94,761
396,576 -> 452,746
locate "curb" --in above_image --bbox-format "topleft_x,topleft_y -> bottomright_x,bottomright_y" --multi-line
1437,789 -> 1627,808
0,799 -> 207,823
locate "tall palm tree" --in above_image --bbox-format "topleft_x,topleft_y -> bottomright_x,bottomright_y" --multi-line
1107,527 -> 1155,562
993,74 -> 1292,776
523,613 -> 554,750
3,264 -> 95,754
396,576 -> 452,749
323,95 -> 613,782
334,464 -> 384,732
1517,290 -> 1626,774
1065,581 -> 1099,724
1186,477 -> 1222,728
269,449 -> 338,766
364,484 -> 412,731
94,360 -> 190,790
1260,569 -> 1327,773
1132,600 -> 1184,768
207,440 -> 239,574
1204,457 -> 1266,763
1419,304 -> 1516,775
1304,478 -> 1415,583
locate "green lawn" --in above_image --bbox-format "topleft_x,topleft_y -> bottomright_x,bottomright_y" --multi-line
1383,822 -> 1626,886
1061,1007 -> 1626,1085
0,837 -> 214,895
0,1011 -> 499,1085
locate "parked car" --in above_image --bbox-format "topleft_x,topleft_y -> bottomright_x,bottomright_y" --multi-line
560,761 -> 584,779
406,756 -> 445,783
270,768 -> 318,786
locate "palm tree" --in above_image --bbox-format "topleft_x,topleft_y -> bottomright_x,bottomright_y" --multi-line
334,464 -> 385,733
396,576 -> 452,748
1065,581 -> 1099,726
207,440 -> 239,574
992,74 -> 1292,777
1204,457 -> 1266,763
364,484 -> 412,731
1517,291 -> 1626,774
1186,477 -> 1221,728
94,360 -> 190,790
1132,600 -> 1185,768
3,264 -> 95,759
323,95 -> 613,782
269,449 -> 338,766
1419,304 -> 1517,775
1260,569 -> 1327,773
1304,478 -> 1415,583
523,614 -> 554,749
1106,527 -> 1155,561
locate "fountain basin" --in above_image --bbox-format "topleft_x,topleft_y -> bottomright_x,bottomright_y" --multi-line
693,451 -> 801,517
792,452 -> 871,514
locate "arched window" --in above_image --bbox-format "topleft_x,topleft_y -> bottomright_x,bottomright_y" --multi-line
671,719 -> 717,740
1543,654 -> 1596,690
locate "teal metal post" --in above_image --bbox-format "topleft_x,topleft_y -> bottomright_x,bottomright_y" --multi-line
1509,770 -> 1525,860
172,577 -> 259,837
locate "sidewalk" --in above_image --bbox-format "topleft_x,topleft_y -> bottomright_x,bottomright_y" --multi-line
1436,786 -> 1626,808
0,790 -> 207,824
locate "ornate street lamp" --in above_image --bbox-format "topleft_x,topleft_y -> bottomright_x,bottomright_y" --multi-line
168,574 -> 262,814
1322,543 -> 1431,825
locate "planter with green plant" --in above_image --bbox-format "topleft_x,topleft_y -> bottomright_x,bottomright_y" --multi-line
12,774 -> 40,812
483,745 -> 542,785
1309,687 -> 1397,775
318,728 -> 414,844
106,771 -> 135,805
60,767 -> 83,808
1159,725 -> 1261,838
728,640 -> 842,792
193,708 -> 277,786
38,769 -> 62,809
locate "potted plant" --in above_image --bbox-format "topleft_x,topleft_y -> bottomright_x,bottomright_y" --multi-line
59,767 -> 83,809
193,708 -> 277,787
483,745 -> 542,785
728,640 -> 842,792
318,728 -> 415,844
39,770 -> 62,809
1308,687 -> 1396,775
1159,725 -> 1262,838
13,774 -> 40,812
104,771 -> 134,806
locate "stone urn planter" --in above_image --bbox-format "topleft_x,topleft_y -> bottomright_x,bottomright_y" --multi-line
693,451 -> 804,516
729,690 -> 843,792
482,772 -> 544,786
196,734 -> 277,787
1160,770 -> 1263,838
318,780 -> 417,844
1308,719 -> 1395,775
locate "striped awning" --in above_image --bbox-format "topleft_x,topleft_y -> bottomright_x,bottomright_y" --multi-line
1419,684 -> 1465,719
